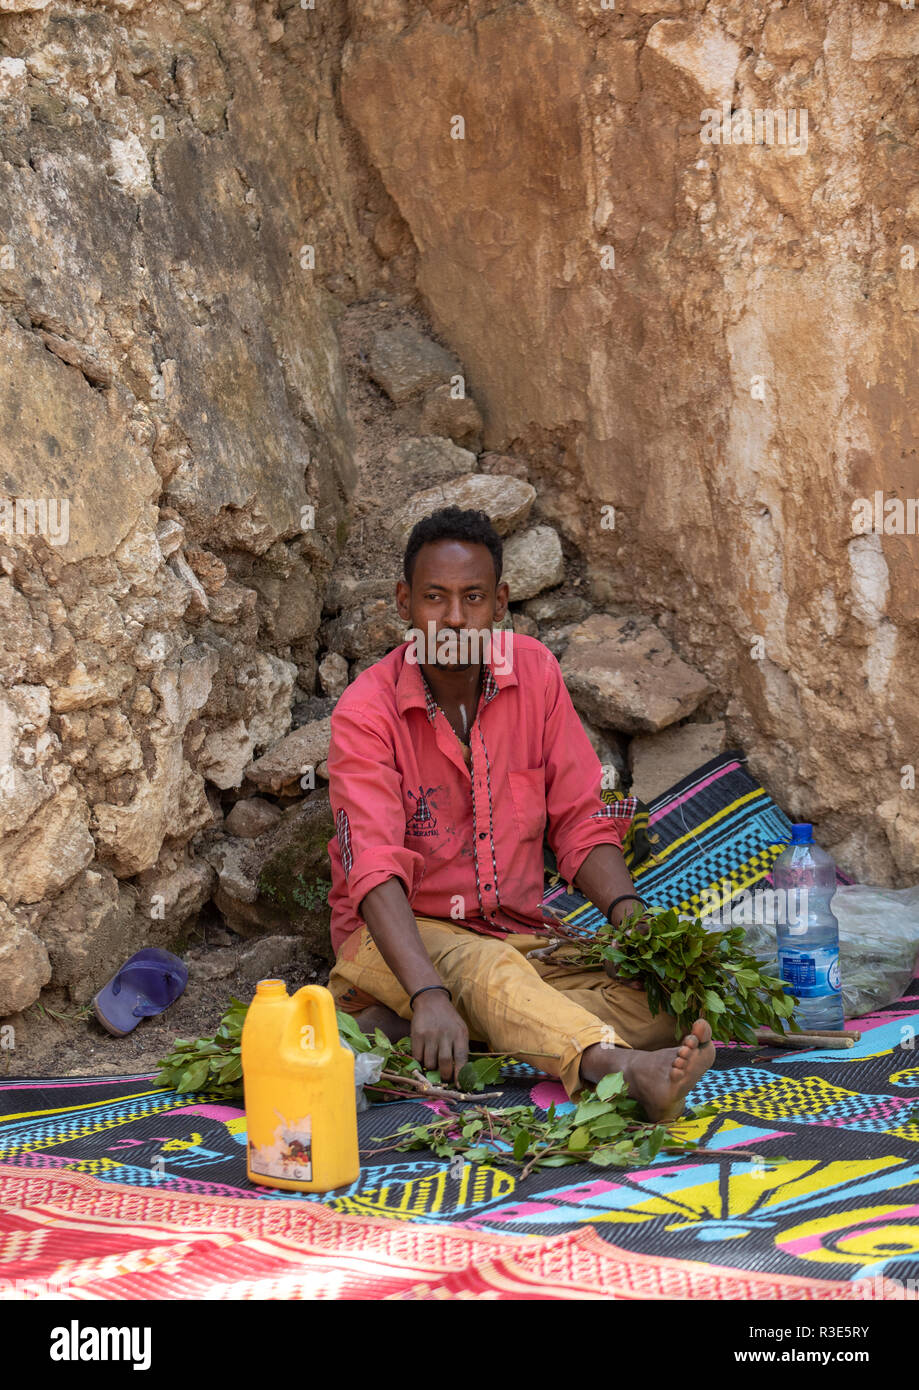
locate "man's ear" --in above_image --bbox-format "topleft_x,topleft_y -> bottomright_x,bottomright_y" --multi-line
395,578 -> 411,623
494,580 -> 510,621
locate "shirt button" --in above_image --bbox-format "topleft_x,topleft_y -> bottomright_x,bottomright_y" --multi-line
490,911 -> 497,918
478,832 -> 487,840
484,883 -> 492,891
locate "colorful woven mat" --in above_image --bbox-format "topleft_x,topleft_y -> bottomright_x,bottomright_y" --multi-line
2,982 -> 918,1296
542,750 -> 853,937
2,750 -> 914,1300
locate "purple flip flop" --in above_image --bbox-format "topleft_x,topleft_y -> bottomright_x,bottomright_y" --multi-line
93,948 -> 189,1037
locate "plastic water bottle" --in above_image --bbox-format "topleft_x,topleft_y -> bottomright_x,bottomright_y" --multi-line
772,824 -> 844,1030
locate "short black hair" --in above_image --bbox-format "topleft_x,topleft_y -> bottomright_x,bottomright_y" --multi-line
403,506 -> 503,586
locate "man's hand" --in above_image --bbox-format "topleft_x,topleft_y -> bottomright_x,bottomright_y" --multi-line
410,991 -> 469,1083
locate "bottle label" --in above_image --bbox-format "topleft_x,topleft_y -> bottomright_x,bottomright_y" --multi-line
249,1113 -> 312,1182
778,947 -> 841,999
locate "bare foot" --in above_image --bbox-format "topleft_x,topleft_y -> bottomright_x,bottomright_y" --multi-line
579,1019 -> 715,1122
355,1002 -> 411,1045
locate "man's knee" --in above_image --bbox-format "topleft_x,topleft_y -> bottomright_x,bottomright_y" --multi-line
599,984 -> 681,1051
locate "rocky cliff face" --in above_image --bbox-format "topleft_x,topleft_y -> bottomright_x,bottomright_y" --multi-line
0,0 -> 916,1018
0,0 -> 364,1011
341,0 -> 919,885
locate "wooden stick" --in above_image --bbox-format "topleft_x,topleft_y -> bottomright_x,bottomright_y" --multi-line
373,1069 -> 502,1104
789,1028 -> 861,1041
755,1029 -> 854,1049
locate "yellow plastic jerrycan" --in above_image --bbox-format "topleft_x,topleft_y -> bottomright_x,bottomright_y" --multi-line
241,979 -> 359,1193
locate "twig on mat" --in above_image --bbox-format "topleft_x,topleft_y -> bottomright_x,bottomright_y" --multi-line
372,1069 -> 501,1104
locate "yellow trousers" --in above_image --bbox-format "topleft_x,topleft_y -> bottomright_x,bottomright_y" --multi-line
328,915 -> 681,1098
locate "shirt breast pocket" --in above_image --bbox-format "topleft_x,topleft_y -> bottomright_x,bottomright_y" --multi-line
507,768 -> 547,844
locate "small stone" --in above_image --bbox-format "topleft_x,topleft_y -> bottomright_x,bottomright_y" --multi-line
524,591 -> 591,624
392,473 -> 536,543
384,435 -> 477,488
417,388 -> 484,450
479,452 -> 530,481
245,717 -> 332,795
501,525 -> 565,601
321,601 -> 405,662
155,517 -> 185,557
168,552 -> 209,617
561,614 -> 713,734
511,612 -> 539,637
540,622 -> 578,659
291,694 -> 337,727
201,837 -> 259,905
367,325 -> 461,404
318,652 -> 349,699
225,797 -> 283,839
628,721 -> 727,803
0,913 -> 51,1017
186,950 -> 238,983
184,547 -> 228,595
238,935 -> 302,983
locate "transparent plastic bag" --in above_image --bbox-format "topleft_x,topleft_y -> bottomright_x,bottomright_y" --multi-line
737,883 -> 919,1020
344,1042 -> 385,1112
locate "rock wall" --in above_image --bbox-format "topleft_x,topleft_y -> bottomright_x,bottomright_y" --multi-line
340,0 -> 919,885
1,0 -> 917,1017
0,0 -> 368,1011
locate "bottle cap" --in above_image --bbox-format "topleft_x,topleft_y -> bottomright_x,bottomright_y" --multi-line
255,978 -> 287,996
790,823 -> 814,843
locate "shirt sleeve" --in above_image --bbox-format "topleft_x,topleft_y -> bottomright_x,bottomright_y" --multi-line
540,649 -> 626,884
326,698 -> 426,913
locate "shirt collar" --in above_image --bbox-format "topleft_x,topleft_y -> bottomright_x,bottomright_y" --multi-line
395,633 -> 518,724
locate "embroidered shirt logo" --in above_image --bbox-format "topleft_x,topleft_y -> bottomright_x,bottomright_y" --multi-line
406,785 -> 440,838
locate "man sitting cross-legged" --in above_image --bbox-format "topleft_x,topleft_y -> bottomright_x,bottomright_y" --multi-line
325,506 -> 714,1119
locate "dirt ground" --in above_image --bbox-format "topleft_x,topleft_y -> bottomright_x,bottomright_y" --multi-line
4,906 -> 331,1079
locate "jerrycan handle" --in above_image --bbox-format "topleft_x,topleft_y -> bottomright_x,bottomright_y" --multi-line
281,984 -> 339,1062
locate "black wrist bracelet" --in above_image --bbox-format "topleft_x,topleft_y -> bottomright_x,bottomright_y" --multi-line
605,894 -> 647,923
409,984 -> 453,1010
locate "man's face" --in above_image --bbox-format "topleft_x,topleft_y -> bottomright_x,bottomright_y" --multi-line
396,540 -> 510,670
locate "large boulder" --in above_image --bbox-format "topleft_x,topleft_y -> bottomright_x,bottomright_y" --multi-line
367,325 -> 461,403
246,718 -> 332,796
0,905 -> 52,1017
417,390 -> 484,451
384,435 -> 477,488
561,614 -> 713,734
29,866 -> 140,1004
392,473 -> 536,543
501,525 -> 565,601
205,791 -> 336,962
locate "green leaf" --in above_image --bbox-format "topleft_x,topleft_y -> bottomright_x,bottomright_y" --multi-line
512,1129 -> 531,1163
573,1100 -> 616,1125
590,1113 -> 628,1139
595,1071 -> 627,1100
217,1055 -> 242,1084
568,1126 -> 591,1152
177,1059 -> 209,1093
335,1010 -> 368,1049
703,989 -> 727,1015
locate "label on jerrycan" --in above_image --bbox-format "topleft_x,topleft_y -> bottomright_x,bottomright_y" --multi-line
248,1110 -> 313,1182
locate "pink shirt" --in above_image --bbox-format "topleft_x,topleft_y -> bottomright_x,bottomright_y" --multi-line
326,633 -> 626,957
